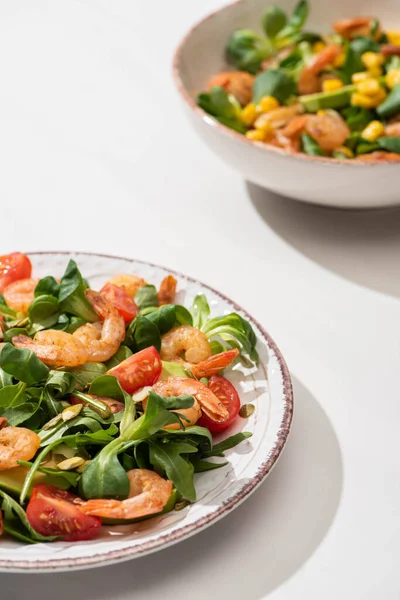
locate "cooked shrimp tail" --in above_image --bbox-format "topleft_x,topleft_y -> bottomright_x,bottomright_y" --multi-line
190,349 -> 239,379
158,275 -> 177,306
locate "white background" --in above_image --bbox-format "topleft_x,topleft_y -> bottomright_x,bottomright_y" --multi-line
1,1 -> 400,599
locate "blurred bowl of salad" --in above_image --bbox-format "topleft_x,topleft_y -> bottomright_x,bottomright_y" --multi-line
173,0 -> 400,208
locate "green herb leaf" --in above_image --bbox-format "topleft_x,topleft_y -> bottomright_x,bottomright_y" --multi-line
149,441 -> 196,501
191,294 -> 210,330
59,260 -> 98,322
225,29 -> 273,74
66,362 -> 107,389
192,459 -> 228,472
0,343 -> 49,384
79,438 -> 130,500
275,0 -> 309,40
197,86 -> 247,133
42,370 -> 76,418
135,285 -> 159,310
104,346 -> 133,370
28,295 -> 59,329
253,69 -> 296,103
34,276 -> 60,298
0,489 -> 57,543
301,133 -> 326,156
125,315 -> 161,352
202,432 -> 252,458
262,6 -> 287,39
377,136 -> 400,154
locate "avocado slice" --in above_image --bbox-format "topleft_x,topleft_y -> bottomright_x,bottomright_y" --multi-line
0,467 -> 47,498
160,361 -> 188,380
101,488 -> 181,525
300,85 -> 356,112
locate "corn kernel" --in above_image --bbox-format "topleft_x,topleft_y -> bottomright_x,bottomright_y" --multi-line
351,72 -> 369,83
333,51 -> 346,68
351,88 -> 386,109
257,95 -> 280,113
317,110 -> 326,116
336,146 -> 354,158
361,52 -> 384,69
361,120 -> 385,142
386,69 -> 400,89
312,41 -> 326,54
322,79 -> 344,93
245,129 -> 266,142
254,118 -> 274,138
357,78 -> 381,96
367,66 -> 382,78
241,103 -> 258,126
386,30 -> 400,46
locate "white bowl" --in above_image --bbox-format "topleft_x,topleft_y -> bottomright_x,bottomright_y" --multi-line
173,0 -> 400,209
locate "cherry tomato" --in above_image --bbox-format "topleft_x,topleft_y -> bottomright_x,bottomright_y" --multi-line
198,375 -> 241,434
107,346 -> 162,394
0,253 -> 32,292
26,483 -> 101,541
100,283 -> 138,323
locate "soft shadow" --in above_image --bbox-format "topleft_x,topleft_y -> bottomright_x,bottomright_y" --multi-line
2,377 -> 343,600
247,182 -> 400,299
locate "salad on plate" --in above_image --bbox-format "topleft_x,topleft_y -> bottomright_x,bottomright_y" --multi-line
197,0 -> 400,161
0,253 -> 258,544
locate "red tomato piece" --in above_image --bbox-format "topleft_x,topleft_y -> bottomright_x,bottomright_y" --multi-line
107,346 -> 162,394
26,484 -> 102,541
198,375 -> 241,434
100,283 -> 138,323
0,253 -> 32,292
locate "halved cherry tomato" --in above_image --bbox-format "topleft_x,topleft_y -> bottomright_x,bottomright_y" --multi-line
100,283 -> 138,323
198,375 -> 241,434
107,346 -> 162,394
26,483 -> 101,541
0,253 -> 32,292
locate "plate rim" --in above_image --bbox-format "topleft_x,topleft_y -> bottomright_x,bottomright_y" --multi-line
0,251 -> 294,572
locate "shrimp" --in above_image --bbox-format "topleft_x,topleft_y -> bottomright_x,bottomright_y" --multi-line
73,290 -> 125,362
381,44 -> 400,57
153,377 -> 229,422
13,330 -> 88,367
104,274 -> 147,298
305,111 -> 350,152
158,275 -> 177,306
0,426 -> 40,470
254,104 -> 302,131
207,71 -> 254,106
3,278 -> 39,312
298,45 -> 342,95
79,469 -> 173,520
0,417 -> 7,430
385,122 -> 400,137
190,349 -> 239,379
160,325 -> 211,364
333,17 -> 379,39
356,151 -> 400,162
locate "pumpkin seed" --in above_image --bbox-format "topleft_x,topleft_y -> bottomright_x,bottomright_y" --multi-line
239,403 -> 255,418
42,413 -> 63,430
174,499 -> 191,511
61,403 -> 82,422
57,456 -> 85,471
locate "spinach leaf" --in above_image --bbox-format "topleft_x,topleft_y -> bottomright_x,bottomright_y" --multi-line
79,438 -> 130,500
52,313 -> 70,331
28,295 -> 59,329
18,460 -> 80,489
3,327 -> 30,342
197,86 -> 247,133
146,304 -> 176,334
175,305 -> 193,326
0,367 -> 13,389
275,0 -> 309,40
341,106 -> 375,132
0,343 -> 49,384
149,441 -> 197,501
42,370 -> 75,418
377,137 -> 400,154
201,312 -> 258,364
66,362 -> 107,389
65,316 -> 87,334
59,260 -> 97,322
262,6 -> 287,39
253,69 -> 296,103
125,315 -> 161,352
34,276 -> 60,298
377,85 -> 400,119
89,374 -> 136,436
341,38 -> 380,84
201,432 -> 252,458
135,285 -> 158,310
225,29 -> 273,75
0,489 -> 57,543
192,459 -> 228,472
191,294 -> 210,330
104,346 -> 133,369
301,133 -> 326,156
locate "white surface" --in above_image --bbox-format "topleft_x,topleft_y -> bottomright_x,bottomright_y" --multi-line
175,0 -> 400,209
0,253 -> 289,571
0,0 -> 399,598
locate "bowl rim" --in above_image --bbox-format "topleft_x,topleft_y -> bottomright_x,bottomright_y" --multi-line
172,0 -> 399,168
0,250 -> 294,572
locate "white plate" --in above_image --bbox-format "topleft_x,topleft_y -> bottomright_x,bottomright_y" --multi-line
0,252 -> 293,572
